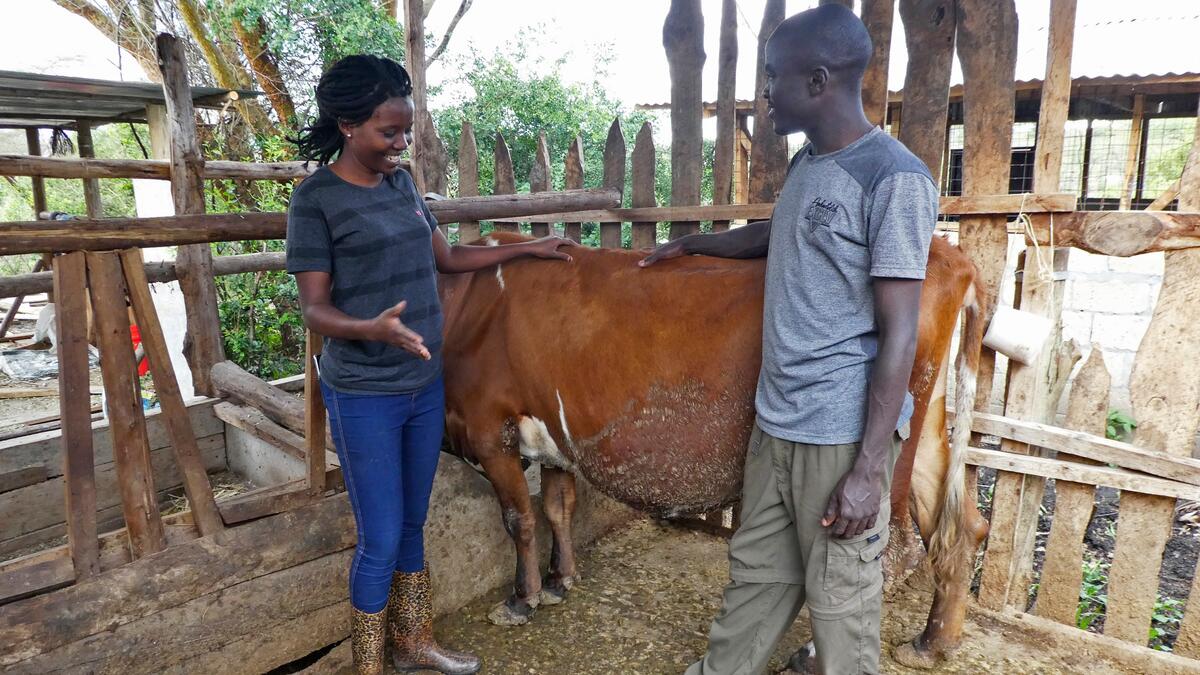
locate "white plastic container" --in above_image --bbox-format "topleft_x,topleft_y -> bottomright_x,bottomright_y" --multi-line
983,304 -> 1053,366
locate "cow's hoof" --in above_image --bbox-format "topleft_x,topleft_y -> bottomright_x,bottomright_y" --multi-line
892,641 -> 939,670
538,574 -> 576,606
487,597 -> 535,626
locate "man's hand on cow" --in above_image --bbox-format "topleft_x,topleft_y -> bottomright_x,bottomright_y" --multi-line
527,236 -> 577,262
369,300 -> 430,360
638,238 -> 686,267
821,465 -> 883,539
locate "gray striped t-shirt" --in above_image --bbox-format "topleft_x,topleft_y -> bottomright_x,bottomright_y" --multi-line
286,166 -> 443,394
755,127 -> 939,445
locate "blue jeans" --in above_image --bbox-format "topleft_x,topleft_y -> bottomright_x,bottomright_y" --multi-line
320,376 -> 445,613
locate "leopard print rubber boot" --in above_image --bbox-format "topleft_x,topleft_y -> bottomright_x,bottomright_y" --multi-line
350,605 -> 389,675
390,568 -> 481,674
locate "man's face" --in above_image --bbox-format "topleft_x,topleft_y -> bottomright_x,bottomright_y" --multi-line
762,36 -> 818,136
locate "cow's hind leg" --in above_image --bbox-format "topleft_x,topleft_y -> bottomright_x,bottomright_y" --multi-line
481,449 -> 543,626
539,466 -> 579,605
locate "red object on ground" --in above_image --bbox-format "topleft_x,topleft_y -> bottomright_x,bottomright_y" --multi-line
129,324 -> 150,376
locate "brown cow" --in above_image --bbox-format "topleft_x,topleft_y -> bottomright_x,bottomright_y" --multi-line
438,232 -> 989,666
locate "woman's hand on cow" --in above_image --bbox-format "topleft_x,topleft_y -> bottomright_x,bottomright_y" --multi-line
638,238 -> 687,267
821,465 -> 884,539
368,301 -> 430,360
527,236 -> 577,262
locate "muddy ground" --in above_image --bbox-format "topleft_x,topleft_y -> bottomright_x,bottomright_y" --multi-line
426,518 -> 1148,674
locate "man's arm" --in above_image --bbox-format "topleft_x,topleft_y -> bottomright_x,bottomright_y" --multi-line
639,219 -> 771,267
822,278 -> 922,538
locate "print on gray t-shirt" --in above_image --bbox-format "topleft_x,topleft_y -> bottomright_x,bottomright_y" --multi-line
755,127 -> 939,445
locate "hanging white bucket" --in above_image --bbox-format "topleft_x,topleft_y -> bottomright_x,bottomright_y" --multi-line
983,305 -> 1052,366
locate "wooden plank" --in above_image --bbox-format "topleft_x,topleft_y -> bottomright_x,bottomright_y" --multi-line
213,402 -> 304,459
529,132 -> 552,238
0,255 -> 45,339
1032,0 -> 1077,195
1028,210 -> 1200,257
861,0 -> 896,128
456,121 -> 480,243
0,154 -> 332,181
965,449 -> 1200,501
1123,111 -> 1200,653
52,251 -> 99,580
0,497 -> 355,668
631,121 -> 658,249
219,480 -> 324,525
119,248 -> 224,538
156,34 -> 224,397
711,0 -> 737,233
748,0 -> 787,202
84,250 -> 166,559
0,465 -> 46,494
664,0 -> 704,239
897,0 -> 957,177
1119,94 -> 1147,211
1035,347 -> 1108,625
1147,178 -> 1181,211
76,122 -> 103,218
601,118 -> 626,247
211,360 -> 315,439
492,132 -> 517,233
305,330 -> 326,496
563,136 -> 585,242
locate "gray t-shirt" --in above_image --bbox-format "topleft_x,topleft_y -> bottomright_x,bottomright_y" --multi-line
755,127 -> 939,445
286,166 -> 443,394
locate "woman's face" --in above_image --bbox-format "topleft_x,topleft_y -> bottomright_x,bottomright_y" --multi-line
340,96 -> 415,175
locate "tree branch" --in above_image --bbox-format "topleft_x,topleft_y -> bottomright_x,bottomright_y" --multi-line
426,0 -> 472,66
226,4 -> 296,125
54,0 -> 161,80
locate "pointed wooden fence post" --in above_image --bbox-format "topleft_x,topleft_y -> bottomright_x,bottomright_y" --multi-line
564,136 -> 585,243
601,119 -> 626,248
492,133 -> 517,234
530,132 -> 552,237
631,122 -> 658,250
457,121 -> 481,243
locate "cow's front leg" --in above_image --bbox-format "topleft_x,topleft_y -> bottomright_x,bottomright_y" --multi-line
481,450 -> 542,626
539,466 -> 579,605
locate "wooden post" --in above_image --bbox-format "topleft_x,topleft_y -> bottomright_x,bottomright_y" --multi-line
118,249 -> 224,537
305,330 -> 327,496
53,252 -> 99,580
75,122 -> 103,219
734,121 -> 751,205
1036,347 -> 1107,625
631,122 -> 658,250
0,258 -> 44,339
564,136 -> 585,243
25,128 -> 53,303
155,33 -> 225,397
1119,94 -> 1146,211
529,132 -> 552,238
492,133 -> 517,234
1032,0 -> 1078,195
601,119 -> 626,248
1122,111 -> 1200,652
749,0 -> 788,203
712,0 -> 737,233
861,0 -> 896,128
897,0 -> 957,178
85,251 -> 166,558
663,0 -> 705,240
456,121 -> 480,243
404,0 -> 429,193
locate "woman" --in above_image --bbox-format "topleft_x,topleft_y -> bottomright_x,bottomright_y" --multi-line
286,54 -> 573,675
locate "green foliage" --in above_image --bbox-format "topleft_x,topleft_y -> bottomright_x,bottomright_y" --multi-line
1075,556 -> 1109,631
1106,409 -> 1137,441
1150,596 -> 1185,652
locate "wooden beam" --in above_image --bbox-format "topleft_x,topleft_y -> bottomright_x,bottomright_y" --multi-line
0,258 -> 45,337
1146,178 -> 1181,211
75,122 -> 102,218
748,0 -> 787,203
0,497 -> 355,668
897,0 -> 957,177
218,479 -> 323,525
213,402 -> 304,460
663,0 -> 705,240
563,136 -> 585,242
456,121 -> 481,243
965,448 -> 1200,501
0,465 -> 47,494
1032,0 -> 1077,195
631,122 -> 658,250
529,132 -> 551,238
1029,210 -> 1200,256
119,248 -> 224,538
85,251 -> 166,559
211,360 -> 308,434
492,132 -> 517,233
1119,94 -> 1147,211
305,330 -> 326,496
861,0 -> 896,128
52,252 -> 99,581
601,119 -> 626,247
712,0 -> 738,233
157,33 -> 224,397
0,189 -> 622,255
0,154 -> 331,181
24,130 -> 52,304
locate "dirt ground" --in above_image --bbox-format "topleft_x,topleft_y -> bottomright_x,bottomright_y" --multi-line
431,518 -> 1142,674
0,318 -> 105,434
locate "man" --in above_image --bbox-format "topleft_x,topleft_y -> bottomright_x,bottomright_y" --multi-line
640,5 -> 939,674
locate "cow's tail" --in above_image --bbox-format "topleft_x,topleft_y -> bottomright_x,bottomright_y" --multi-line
928,274 -> 988,591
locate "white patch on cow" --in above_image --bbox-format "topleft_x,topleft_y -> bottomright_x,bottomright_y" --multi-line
517,415 -> 574,470
485,237 -> 505,291
556,389 -> 573,448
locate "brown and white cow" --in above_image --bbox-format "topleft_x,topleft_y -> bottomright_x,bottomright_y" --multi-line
437,232 -> 990,666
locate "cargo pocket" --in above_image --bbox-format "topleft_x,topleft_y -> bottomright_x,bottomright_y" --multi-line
822,524 -> 888,607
